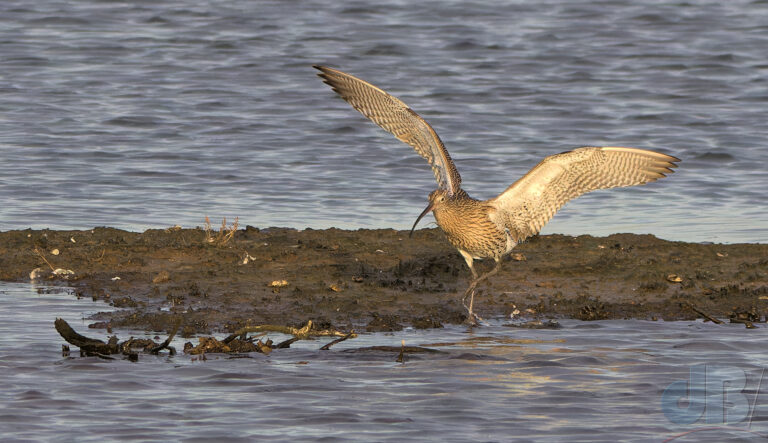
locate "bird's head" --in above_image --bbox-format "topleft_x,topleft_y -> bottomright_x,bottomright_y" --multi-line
409,189 -> 449,237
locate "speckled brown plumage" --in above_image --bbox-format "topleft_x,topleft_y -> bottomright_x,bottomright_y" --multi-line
315,65 -> 680,324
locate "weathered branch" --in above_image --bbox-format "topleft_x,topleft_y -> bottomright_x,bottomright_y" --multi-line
55,318 -> 120,354
56,318 -> 357,359
275,337 -> 300,349
222,320 -> 356,343
55,318 -> 176,358
320,332 -> 355,350
685,303 -> 724,324
150,318 -> 181,354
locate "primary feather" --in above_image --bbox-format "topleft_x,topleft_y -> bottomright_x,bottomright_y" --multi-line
314,65 -> 462,195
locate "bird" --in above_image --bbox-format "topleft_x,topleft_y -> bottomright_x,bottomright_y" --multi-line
314,65 -> 680,325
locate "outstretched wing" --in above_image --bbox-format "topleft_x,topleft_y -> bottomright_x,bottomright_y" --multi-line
315,65 -> 462,194
489,146 -> 680,242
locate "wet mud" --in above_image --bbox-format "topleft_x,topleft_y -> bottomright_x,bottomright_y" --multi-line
1,226 -> 766,335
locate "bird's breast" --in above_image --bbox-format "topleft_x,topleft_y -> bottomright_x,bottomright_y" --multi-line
433,202 -> 508,259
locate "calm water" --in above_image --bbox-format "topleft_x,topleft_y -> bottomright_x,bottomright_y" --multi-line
2,281 -> 768,441
0,0 -> 766,243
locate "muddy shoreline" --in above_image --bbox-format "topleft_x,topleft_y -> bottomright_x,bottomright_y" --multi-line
1,227 -> 766,335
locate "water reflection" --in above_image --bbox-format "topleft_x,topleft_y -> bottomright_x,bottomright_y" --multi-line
2,282 -> 768,440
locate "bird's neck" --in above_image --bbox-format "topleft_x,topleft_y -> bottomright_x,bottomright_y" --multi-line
433,189 -> 485,228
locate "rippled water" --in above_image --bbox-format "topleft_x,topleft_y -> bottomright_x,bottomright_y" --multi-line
1,281 -> 768,441
0,0 -> 766,242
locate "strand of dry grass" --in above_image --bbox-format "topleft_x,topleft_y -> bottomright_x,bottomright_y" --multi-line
33,247 -> 56,271
204,216 -> 239,246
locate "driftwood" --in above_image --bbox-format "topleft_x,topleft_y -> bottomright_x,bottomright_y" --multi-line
320,332 -> 355,350
684,304 -> 761,329
222,320 -> 355,343
685,303 -> 724,324
275,337 -> 300,349
184,336 -> 275,355
56,318 -> 358,359
55,318 -> 177,360
150,319 -> 181,354
55,318 -> 120,355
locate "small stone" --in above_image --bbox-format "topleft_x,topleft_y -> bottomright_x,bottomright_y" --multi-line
152,271 -> 170,284
51,249 -> 60,256
29,267 -> 46,280
269,280 -> 289,288
53,268 -> 74,276
667,274 -> 682,283
241,252 -> 256,265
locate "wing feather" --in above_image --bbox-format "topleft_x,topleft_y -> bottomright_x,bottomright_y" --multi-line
489,147 -> 680,241
315,65 -> 461,194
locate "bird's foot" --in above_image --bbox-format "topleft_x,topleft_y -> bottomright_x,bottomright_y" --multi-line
462,290 -> 485,326
464,310 -> 485,326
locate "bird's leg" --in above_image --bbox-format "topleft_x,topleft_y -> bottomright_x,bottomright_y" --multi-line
459,250 -> 480,323
461,258 -> 502,325
475,258 -> 502,286
459,250 -> 478,280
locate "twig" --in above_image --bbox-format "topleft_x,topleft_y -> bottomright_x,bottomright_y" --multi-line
204,216 -> 239,246
92,248 -> 106,263
33,247 -> 56,272
396,339 -> 405,363
275,337 -> 300,349
150,318 -> 182,354
217,217 -> 238,245
216,218 -> 227,243
320,332 -> 355,350
204,216 -> 213,243
686,303 -> 724,324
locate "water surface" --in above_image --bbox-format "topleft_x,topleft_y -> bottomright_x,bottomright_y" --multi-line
1,0 -> 766,242
1,282 -> 767,441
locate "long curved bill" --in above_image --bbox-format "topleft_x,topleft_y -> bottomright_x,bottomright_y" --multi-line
409,201 -> 435,237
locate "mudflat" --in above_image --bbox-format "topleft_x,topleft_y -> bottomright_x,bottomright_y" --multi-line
1,226 -> 766,335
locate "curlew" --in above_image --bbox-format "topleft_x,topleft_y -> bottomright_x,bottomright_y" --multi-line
315,65 -> 679,325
